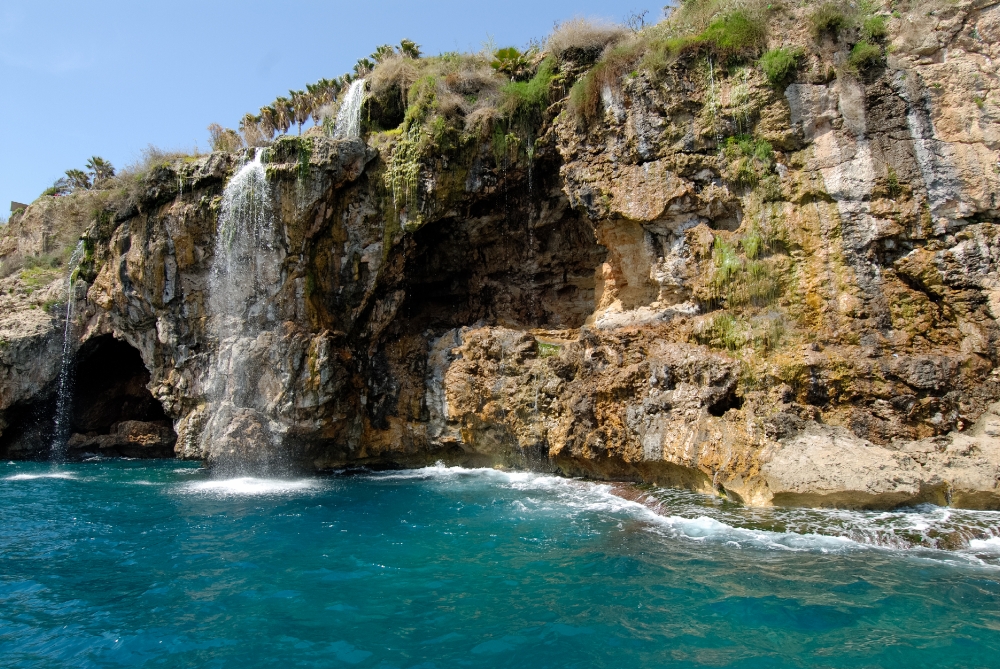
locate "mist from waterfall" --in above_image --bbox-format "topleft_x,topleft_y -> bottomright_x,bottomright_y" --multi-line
333,79 -> 366,139
205,148 -> 286,474
49,241 -> 85,462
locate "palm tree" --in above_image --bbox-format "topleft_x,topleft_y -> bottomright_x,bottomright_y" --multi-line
65,169 -> 91,191
398,39 -> 421,58
258,107 -> 277,139
238,114 -> 264,147
290,89 -> 312,134
85,156 -> 114,184
272,97 -> 293,135
353,58 -> 375,77
372,44 -> 395,63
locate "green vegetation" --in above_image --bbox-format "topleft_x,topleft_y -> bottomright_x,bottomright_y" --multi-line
703,312 -> 744,351
722,134 -> 774,189
491,47 -> 531,81
861,14 -> 888,42
758,47 -> 802,86
847,40 -> 883,71
537,341 -> 562,358
568,4 -> 768,123
19,265 -> 61,290
44,156 -> 116,196
698,307 -> 785,354
974,96 -> 985,109
709,226 -> 782,310
384,125 -> 423,210
697,10 -> 767,60
236,39 -> 422,146
810,2 -> 851,39
886,167 -> 902,199
809,0 -> 889,74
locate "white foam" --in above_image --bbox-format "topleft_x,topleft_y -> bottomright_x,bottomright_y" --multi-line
969,537 -> 1000,553
367,464 -> 1000,561
4,472 -> 77,481
179,477 -> 319,497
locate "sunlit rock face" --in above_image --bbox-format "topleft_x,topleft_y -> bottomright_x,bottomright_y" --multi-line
1,0 -> 999,508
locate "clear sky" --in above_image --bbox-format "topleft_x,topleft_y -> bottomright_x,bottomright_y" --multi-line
0,0 -> 657,215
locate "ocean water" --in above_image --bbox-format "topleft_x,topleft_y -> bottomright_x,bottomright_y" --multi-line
1,460 -> 999,668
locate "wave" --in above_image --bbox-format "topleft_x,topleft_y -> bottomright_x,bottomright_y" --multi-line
364,463 -> 1000,562
179,477 -> 320,497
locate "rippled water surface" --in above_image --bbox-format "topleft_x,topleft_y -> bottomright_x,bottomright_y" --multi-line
2,460 -> 999,668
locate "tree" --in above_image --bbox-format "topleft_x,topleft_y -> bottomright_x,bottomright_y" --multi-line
398,39 -> 421,58
208,123 -> 244,152
372,44 -> 396,63
353,57 -> 375,77
258,107 -> 277,139
85,156 -> 115,184
64,169 -> 91,191
289,89 -> 313,134
272,97 -> 293,134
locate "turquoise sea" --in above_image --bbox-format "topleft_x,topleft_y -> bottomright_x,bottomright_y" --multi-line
2,459 -> 999,668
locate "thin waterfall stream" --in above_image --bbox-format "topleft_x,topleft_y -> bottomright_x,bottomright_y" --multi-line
334,79 -> 366,139
49,241 -> 85,462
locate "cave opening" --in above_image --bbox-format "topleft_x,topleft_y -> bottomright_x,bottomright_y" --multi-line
395,203 -> 606,335
66,335 -> 177,458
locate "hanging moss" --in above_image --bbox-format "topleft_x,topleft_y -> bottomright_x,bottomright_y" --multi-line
297,138 -> 313,181
384,125 -> 423,210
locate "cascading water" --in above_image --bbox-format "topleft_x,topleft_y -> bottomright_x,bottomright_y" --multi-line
333,79 -> 366,139
204,148 -> 287,474
50,241 -> 85,461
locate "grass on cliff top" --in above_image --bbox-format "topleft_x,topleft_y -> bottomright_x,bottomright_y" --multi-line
567,0 -> 769,123
368,49 -> 559,158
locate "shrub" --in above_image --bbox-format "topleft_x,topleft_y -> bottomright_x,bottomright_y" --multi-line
699,10 -> 767,61
500,57 -> 556,117
847,40 -> 882,71
491,47 -> 531,81
105,144 -> 200,214
860,14 -> 888,42
547,18 -> 627,63
758,47 -> 803,86
886,167 -> 902,199
810,2 -> 851,39
208,123 -> 244,153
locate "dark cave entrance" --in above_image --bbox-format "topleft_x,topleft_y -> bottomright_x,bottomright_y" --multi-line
395,203 -> 607,333
65,335 -> 177,458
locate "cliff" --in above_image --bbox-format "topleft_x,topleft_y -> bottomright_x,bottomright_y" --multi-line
2,0 -> 999,508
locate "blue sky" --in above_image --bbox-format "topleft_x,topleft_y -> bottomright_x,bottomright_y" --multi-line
1,1 -> 656,214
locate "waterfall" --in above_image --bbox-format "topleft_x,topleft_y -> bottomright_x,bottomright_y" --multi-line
333,79 -> 366,139
210,148 -> 278,320
50,241 -> 85,461
205,148 -> 287,474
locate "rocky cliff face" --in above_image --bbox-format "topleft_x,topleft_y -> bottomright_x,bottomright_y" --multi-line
2,0 -> 999,508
